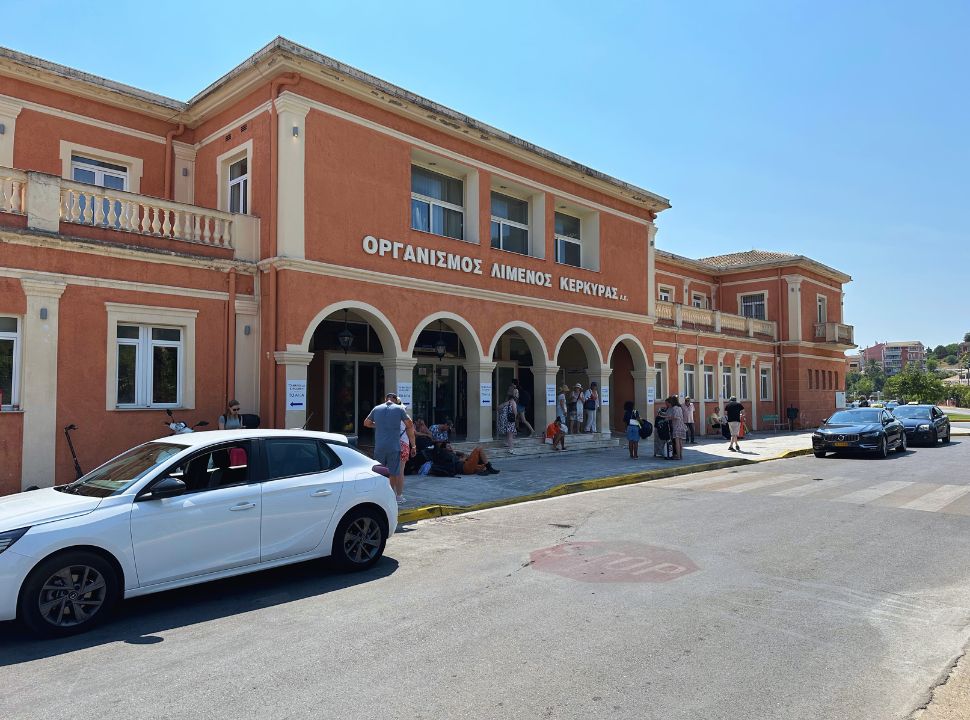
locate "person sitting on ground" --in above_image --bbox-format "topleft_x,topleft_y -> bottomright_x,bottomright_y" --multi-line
428,419 -> 454,442
413,418 -> 434,439
545,416 -> 567,451
432,441 -> 500,476
709,408 -> 722,433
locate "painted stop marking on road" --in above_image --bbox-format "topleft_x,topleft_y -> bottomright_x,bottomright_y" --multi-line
529,541 -> 698,583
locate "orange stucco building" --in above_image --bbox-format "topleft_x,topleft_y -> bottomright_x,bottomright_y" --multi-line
0,38 -> 855,494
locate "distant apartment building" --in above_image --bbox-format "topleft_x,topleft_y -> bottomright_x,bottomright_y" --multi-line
845,353 -> 861,373
861,341 -> 926,376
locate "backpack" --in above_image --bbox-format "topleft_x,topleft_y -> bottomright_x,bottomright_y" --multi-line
638,419 -> 653,440
656,417 -> 671,441
583,392 -> 596,412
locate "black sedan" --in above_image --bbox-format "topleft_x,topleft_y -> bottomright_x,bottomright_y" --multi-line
812,408 -> 906,458
891,404 -> 951,445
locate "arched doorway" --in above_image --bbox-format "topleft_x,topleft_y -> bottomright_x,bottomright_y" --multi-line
489,323 -> 548,439
554,330 -> 606,433
607,335 -> 649,431
302,304 -> 400,442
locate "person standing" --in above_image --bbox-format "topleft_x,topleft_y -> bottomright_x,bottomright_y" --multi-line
572,383 -> 585,434
557,384 -> 569,423
683,397 -> 696,444
364,393 -> 416,504
622,400 -> 641,459
654,400 -> 671,458
724,395 -> 745,452
515,381 -> 535,437
219,400 -> 245,430
583,382 -> 600,433
497,389 -> 518,450
667,395 -> 686,460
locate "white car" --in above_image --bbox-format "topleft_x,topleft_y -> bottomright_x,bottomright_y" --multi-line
0,430 -> 397,637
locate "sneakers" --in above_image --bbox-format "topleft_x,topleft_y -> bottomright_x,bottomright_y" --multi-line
485,463 -> 500,474
476,469 -> 490,476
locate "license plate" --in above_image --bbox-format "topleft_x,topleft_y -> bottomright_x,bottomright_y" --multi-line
834,442 -> 849,447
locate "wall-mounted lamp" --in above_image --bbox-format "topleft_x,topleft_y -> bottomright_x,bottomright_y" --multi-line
337,309 -> 354,354
39,308 -> 48,320
181,168 -> 190,177
292,126 -> 300,137
243,325 -> 252,336
0,123 -> 5,135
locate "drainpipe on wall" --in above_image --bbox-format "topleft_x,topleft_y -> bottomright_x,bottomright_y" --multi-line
776,269 -> 785,417
164,123 -> 186,200
268,73 -> 300,428
227,269 -> 237,403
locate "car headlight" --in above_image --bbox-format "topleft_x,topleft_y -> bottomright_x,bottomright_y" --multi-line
861,431 -> 880,438
917,424 -> 930,431
0,527 -> 29,555
812,433 -> 823,440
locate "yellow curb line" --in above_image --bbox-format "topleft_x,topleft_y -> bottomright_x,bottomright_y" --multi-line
397,446 -> 816,524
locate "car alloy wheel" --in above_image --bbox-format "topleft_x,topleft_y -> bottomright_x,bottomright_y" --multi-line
942,428 -> 950,444
332,507 -> 387,571
878,436 -> 888,458
19,550 -> 119,637
896,432 -> 907,453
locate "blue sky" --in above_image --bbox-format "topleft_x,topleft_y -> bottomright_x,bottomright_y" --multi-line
3,0 -> 967,351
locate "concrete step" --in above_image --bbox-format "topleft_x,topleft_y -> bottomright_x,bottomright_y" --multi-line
452,432 -> 620,459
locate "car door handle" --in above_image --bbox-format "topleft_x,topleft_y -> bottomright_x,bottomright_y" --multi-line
310,489 -> 332,497
229,502 -> 256,511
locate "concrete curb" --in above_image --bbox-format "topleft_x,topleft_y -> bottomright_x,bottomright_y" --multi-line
397,446 -> 815,524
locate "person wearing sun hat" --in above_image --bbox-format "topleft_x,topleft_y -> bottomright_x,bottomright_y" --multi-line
557,384 -> 570,424
571,382 -> 585,434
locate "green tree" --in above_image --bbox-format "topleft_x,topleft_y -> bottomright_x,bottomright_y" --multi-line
864,360 -> 885,392
883,362 -> 944,404
933,344 -> 948,359
946,355 -> 958,365
964,332 -> 970,343
927,358 -> 939,372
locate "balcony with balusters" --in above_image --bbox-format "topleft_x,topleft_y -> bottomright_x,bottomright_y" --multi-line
0,168 -> 258,261
654,300 -> 777,341
813,322 -> 855,346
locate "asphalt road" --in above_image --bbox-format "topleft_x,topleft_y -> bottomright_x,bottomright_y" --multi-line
3,438 -> 970,719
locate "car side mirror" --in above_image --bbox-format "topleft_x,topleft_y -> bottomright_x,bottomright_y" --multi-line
821,417 -> 828,425
144,476 -> 186,500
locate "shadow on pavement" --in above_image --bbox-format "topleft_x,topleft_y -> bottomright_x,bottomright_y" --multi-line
0,555 -> 399,665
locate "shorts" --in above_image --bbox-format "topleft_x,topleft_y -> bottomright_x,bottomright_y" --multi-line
399,443 -> 410,466
374,446 -> 403,476
728,421 -> 742,437
626,425 -> 640,442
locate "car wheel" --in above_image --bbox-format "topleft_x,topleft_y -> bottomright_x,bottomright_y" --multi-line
877,436 -> 888,459
942,428 -> 950,444
896,432 -> 907,453
18,550 -> 119,638
814,450 -> 826,458
332,506 -> 387,571
930,430 -> 938,445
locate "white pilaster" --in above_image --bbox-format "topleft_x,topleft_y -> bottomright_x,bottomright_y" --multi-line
463,361 -> 497,443
749,361 -> 759,430
20,278 -> 66,489
0,96 -> 22,168
590,367 -> 613,434
274,350 -> 314,430
276,93 -> 311,259
173,143 -> 196,205
646,222 -> 657,318
380,358 -> 417,407
786,276 -> 803,341
235,298 -> 260,417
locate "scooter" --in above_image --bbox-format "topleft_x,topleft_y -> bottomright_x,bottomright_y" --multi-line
164,408 -> 210,435
64,424 -> 84,479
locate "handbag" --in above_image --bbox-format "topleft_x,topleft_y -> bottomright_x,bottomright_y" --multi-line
638,419 -> 653,440
505,402 -> 516,423
584,397 -> 596,412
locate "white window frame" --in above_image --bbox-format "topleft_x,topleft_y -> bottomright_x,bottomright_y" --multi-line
105,303 -> 197,410
115,325 -> 184,408
817,294 -> 827,324
217,140 -> 253,215
692,292 -> 707,309
0,316 -> 21,409
658,285 -> 674,303
654,360 -> 668,402
411,164 -> 465,241
227,157 -> 249,214
59,140 -> 143,192
760,366 -> 772,401
70,155 -> 129,191
683,363 -> 696,400
554,210 -> 582,268
703,365 -> 715,401
739,292 -> 767,320
490,190 -> 530,255
739,367 -> 749,400
721,366 -> 733,400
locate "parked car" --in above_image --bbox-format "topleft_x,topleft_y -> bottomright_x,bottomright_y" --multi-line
885,400 -> 900,412
0,430 -> 397,637
812,408 -> 906,458
890,404 -> 951,445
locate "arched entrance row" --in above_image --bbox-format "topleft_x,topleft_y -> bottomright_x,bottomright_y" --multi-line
281,303 -> 652,442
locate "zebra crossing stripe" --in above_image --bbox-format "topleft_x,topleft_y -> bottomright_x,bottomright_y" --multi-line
770,477 -> 849,497
899,485 -> 970,512
663,471 -> 760,490
833,480 -> 914,505
717,474 -> 804,494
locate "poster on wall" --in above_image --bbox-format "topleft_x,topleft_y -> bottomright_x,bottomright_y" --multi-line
647,386 -> 656,405
600,386 -> 609,406
396,382 -> 413,407
546,384 -> 557,406
835,391 -> 846,409
286,381 -> 306,410
480,383 -> 492,406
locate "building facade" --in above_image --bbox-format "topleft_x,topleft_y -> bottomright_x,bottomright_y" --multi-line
0,39 -> 855,494
861,341 -> 926,376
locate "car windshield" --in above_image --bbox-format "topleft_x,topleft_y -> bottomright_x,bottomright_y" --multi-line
56,442 -> 184,498
892,406 -> 931,419
828,410 -> 880,424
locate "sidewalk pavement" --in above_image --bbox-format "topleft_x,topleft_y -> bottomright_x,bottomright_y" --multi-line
397,426 -> 970,523
397,431 -> 815,522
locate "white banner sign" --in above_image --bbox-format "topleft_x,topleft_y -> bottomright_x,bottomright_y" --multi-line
835,391 -> 846,409
647,386 -> 656,404
546,384 -> 557,406
480,383 -> 492,407
600,386 -> 609,406
396,382 -> 413,407
286,381 -> 306,410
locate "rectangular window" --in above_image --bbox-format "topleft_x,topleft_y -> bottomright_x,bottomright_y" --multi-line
817,295 -> 827,324
228,157 -> 248,214
554,212 -> 581,267
703,365 -> 715,401
692,292 -> 707,308
115,324 -> 183,407
490,191 -> 529,255
0,317 -> 19,408
71,155 -> 128,190
739,368 -> 749,400
760,367 -> 771,400
654,361 -> 667,402
721,367 -> 733,400
740,293 -> 766,320
658,285 -> 673,302
411,165 -> 464,240
683,364 -> 696,400
807,369 -> 813,389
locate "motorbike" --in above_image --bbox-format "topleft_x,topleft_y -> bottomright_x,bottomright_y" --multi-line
164,408 -> 210,435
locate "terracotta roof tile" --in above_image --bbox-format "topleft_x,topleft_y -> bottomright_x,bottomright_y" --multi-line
696,250 -> 798,268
